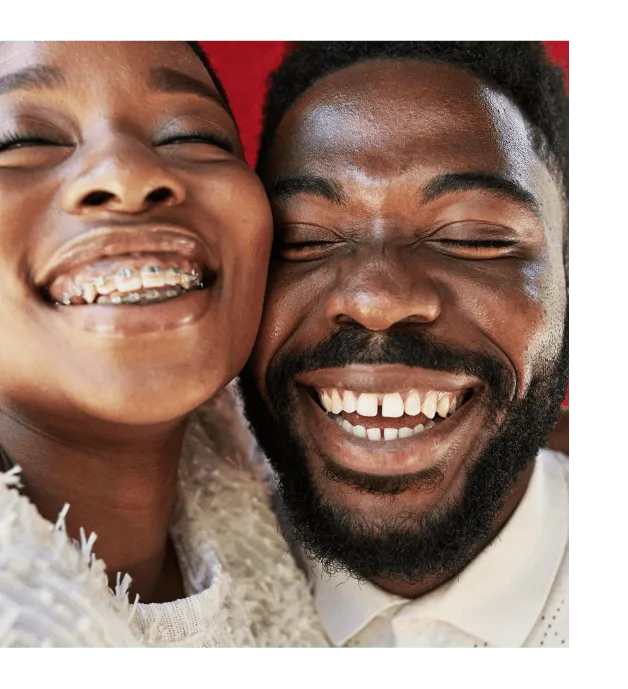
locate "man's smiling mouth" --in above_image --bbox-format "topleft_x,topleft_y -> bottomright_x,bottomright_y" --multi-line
314,387 -> 470,441
291,365 -> 481,476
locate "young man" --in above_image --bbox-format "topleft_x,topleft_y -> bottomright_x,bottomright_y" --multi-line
239,41 -> 569,647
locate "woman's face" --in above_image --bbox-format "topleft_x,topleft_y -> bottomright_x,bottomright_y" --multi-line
0,42 -> 272,427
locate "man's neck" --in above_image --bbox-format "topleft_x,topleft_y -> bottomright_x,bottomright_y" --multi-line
369,462 -> 535,599
0,407 -> 190,603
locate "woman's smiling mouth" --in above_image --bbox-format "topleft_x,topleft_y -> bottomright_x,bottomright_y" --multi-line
35,223 -> 218,303
44,254 -> 209,306
32,224 -> 221,337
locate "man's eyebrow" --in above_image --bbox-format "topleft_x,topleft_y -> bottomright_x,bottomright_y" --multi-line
422,171 -> 541,216
267,174 -> 346,205
0,65 -> 66,96
149,67 -> 228,112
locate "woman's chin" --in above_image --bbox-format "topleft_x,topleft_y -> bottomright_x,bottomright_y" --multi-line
71,378 -> 222,427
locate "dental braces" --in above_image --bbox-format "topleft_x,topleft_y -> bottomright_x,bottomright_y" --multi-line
96,287 -> 185,305
58,266 -> 203,305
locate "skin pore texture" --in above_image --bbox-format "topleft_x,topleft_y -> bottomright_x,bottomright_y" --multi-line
239,59 -> 568,598
0,41 -> 272,603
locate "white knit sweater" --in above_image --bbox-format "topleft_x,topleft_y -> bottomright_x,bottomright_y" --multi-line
0,387 -> 329,648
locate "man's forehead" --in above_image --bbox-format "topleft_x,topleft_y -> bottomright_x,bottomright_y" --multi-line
267,59 -> 540,181
263,58 -> 567,235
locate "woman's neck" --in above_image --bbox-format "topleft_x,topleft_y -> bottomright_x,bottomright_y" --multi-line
0,407 -> 190,603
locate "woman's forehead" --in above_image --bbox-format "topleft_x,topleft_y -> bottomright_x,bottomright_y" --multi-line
0,41 -> 212,94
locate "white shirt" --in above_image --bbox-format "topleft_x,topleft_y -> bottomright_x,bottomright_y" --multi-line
311,449 -> 568,648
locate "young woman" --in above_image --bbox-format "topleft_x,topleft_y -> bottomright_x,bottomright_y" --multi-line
0,41 -> 327,647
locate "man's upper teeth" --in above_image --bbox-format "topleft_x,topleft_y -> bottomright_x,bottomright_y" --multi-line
356,393 -> 378,417
318,388 -> 463,419
404,390 -> 421,415
330,388 -> 343,414
381,392 -> 404,418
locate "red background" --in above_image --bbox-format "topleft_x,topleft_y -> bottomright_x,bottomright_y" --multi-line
200,41 -> 569,407
200,41 -> 568,165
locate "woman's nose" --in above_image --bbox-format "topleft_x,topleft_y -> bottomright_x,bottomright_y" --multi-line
61,137 -> 186,216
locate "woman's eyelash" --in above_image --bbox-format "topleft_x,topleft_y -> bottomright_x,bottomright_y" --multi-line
158,131 -> 235,154
0,133 -> 64,152
0,131 -> 237,155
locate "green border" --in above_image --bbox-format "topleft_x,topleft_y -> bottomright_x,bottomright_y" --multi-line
0,14 -> 580,689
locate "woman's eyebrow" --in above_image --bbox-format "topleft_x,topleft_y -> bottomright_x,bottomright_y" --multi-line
0,65 -> 66,96
149,67 -> 229,113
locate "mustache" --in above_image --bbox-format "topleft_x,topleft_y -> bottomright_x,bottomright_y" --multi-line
266,326 -> 514,408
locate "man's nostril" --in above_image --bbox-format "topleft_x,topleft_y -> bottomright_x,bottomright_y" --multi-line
82,191 -> 115,207
146,187 -> 173,204
335,314 -> 358,326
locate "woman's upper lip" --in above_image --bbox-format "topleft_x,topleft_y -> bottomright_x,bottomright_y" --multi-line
34,224 -> 217,286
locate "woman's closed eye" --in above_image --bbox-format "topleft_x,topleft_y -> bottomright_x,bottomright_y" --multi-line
0,131 -> 74,168
0,133 -> 69,151
156,130 -> 236,155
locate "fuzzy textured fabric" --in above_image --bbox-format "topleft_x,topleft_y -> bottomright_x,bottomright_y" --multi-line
0,386 -> 329,648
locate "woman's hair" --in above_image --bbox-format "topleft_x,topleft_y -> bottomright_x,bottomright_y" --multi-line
187,41 -> 235,120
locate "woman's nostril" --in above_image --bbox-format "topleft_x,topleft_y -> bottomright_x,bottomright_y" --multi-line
146,187 -> 173,204
82,190 -> 115,207
78,186 -> 174,211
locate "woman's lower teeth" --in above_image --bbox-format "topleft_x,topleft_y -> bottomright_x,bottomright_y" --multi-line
330,413 -> 437,440
96,286 -> 187,305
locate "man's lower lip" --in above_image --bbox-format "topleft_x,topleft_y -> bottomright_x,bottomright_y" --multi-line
298,390 -> 477,477
45,287 -> 214,338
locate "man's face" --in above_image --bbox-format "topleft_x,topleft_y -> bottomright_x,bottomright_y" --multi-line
241,59 -> 567,582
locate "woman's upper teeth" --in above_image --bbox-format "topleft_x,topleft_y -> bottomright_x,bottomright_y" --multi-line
48,258 -> 203,306
318,388 -> 463,419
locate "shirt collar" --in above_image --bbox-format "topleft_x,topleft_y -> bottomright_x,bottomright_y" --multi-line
311,449 -> 568,647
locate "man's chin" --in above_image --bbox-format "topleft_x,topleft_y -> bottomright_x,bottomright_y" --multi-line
240,391 -> 556,583
277,459 -> 500,583
291,387 -> 498,518
238,317 -> 568,583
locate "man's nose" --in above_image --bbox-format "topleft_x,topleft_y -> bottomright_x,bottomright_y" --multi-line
61,136 -> 186,216
325,252 -> 442,331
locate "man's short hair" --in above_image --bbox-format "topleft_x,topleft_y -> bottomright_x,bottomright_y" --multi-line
257,41 -> 568,203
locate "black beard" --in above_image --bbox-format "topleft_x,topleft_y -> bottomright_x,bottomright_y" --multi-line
239,313 -> 568,584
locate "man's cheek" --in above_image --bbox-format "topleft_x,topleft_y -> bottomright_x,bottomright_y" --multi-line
254,270 -> 315,379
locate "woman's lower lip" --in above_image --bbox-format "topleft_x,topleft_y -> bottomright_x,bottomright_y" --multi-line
47,287 -> 214,338
299,390 -> 477,477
